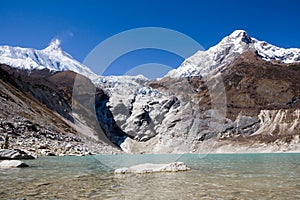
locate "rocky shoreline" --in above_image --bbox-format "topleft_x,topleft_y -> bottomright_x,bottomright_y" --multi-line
0,136 -> 123,159
192,136 -> 300,155
1,135 -> 299,161
0,119 -> 123,158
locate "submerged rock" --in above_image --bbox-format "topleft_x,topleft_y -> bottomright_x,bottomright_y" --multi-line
114,162 -> 190,174
0,160 -> 29,168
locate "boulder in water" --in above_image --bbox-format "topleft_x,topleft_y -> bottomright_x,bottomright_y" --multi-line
114,162 -> 190,174
0,160 -> 29,168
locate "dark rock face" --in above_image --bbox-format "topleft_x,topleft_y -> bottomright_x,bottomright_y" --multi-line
0,65 -> 75,121
222,51 -> 300,120
0,64 -> 122,155
94,88 -> 128,146
71,74 -> 129,147
240,31 -> 253,44
0,149 -> 35,160
220,115 -> 260,138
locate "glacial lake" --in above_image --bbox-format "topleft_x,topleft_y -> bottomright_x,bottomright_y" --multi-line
0,153 -> 299,199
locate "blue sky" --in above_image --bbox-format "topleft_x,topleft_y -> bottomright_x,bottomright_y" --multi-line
1,0 -> 300,76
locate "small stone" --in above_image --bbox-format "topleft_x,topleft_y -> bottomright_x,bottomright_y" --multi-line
37,144 -> 49,149
65,143 -> 73,150
114,168 -> 129,174
46,152 -> 56,156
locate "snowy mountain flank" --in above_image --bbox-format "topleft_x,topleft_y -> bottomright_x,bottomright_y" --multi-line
0,30 -> 300,154
0,39 -> 98,80
167,30 -> 300,77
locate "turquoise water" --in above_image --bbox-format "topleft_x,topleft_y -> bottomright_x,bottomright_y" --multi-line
0,153 -> 299,199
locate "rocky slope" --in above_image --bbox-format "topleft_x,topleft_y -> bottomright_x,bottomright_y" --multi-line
107,32 -> 300,153
0,64 -> 122,156
118,52 -> 300,153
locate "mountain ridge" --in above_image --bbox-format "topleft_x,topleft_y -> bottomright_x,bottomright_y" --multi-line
0,39 -> 98,80
1,30 -> 300,81
167,30 -> 300,77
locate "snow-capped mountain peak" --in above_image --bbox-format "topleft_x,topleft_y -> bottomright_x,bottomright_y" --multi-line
167,30 -> 254,77
43,38 -> 63,53
225,30 -> 252,44
167,30 -> 300,78
0,40 -> 98,80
